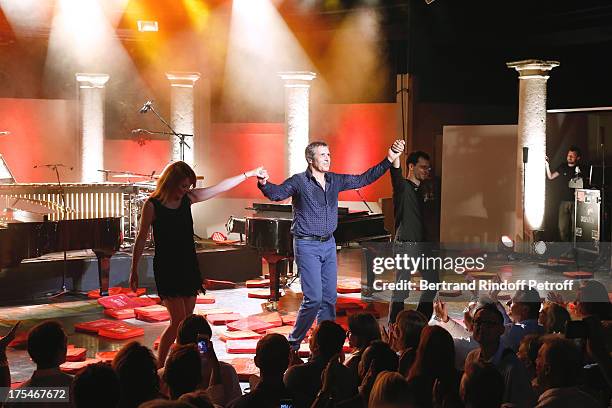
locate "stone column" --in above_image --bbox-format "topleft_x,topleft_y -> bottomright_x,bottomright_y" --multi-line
165,72 -> 200,166
279,71 -> 317,177
507,59 -> 559,239
75,73 -> 109,182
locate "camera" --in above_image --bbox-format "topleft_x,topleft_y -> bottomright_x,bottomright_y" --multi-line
197,335 -> 209,354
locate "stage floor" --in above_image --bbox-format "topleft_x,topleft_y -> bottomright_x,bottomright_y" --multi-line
2,247 -> 611,384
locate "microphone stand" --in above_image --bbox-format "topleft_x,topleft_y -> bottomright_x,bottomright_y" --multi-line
355,188 -> 373,213
143,104 -> 193,162
34,164 -> 74,298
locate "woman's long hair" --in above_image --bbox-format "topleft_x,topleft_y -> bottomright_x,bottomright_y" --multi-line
150,161 -> 196,203
407,325 -> 460,408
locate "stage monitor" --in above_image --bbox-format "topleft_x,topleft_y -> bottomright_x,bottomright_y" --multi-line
0,154 -> 15,184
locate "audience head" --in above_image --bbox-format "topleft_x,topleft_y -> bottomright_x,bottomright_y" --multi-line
178,391 -> 214,408
254,334 -> 291,378
311,320 -> 346,360
536,334 -> 582,390
112,341 -> 160,407
517,334 -> 542,373
163,344 -> 202,400
539,302 -> 570,334
575,280 -> 612,320
392,310 -> 427,352
358,340 -> 399,380
460,361 -> 504,408
407,325 -> 456,385
27,320 -> 67,369
472,303 -> 505,346
72,362 -> 120,408
348,312 -> 381,350
510,288 -> 541,322
177,314 -> 213,345
368,371 -> 415,408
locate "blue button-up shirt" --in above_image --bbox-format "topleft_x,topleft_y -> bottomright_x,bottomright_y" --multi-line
258,158 -> 392,237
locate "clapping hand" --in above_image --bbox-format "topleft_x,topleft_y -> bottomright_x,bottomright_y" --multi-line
434,299 -> 449,323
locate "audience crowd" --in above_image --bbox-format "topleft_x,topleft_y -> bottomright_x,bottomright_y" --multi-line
0,279 -> 611,408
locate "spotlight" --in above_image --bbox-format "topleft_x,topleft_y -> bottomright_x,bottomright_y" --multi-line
500,235 -> 514,250
137,20 -> 158,32
533,240 -> 547,255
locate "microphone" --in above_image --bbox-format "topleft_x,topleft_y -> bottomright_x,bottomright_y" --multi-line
139,101 -> 152,114
522,146 -> 529,164
354,188 -> 374,213
33,164 -> 73,170
0,131 -> 10,135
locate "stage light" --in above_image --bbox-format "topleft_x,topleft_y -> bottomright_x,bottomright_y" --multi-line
500,235 -> 514,249
533,240 -> 547,255
137,20 -> 158,32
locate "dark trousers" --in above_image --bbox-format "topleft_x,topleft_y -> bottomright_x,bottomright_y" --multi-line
558,200 -> 574,242
388,241 -> 439,323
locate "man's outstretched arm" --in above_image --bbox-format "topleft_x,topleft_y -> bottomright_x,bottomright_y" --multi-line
257,170 -> 298,201
339,140 -> 404,191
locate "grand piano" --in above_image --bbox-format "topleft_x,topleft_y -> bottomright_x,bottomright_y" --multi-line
0,216 -> 122,296
230,203 -> 390,308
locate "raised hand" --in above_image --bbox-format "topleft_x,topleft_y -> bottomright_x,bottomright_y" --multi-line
387,140 -> 405,162
0,321 -> 20,355
257,168 -> 270,185
246,166 -> 266,179
433,299 -> 449,323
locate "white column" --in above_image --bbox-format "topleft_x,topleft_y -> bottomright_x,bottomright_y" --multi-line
279,71 -> 317,177
165,72 -> 200,166
76,73 -> 109,183
507,59 -> 559,237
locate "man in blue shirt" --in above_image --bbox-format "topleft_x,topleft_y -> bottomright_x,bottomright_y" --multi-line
258,139 -> 405,349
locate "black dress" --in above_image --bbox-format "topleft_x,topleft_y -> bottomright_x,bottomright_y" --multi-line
150,195 -> 203,299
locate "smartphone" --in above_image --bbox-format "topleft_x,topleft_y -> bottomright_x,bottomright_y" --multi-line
565,320 -> 587,339
280,399 -> 294,408
197,335 -> 209,354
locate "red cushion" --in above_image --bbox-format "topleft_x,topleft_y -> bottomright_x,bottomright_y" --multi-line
204,279 -> 236,290
120,287 -> 147,297
257,312 -> 283,327
207,313 -> 242,325
563,271 -> 594,279
74,319 -> 127,334
265,326 -> 294,337
134,305 -> 170,322
220,330 -> 262,342
246,279 -> 270,288
104,308 -> 136,320
226,339 -> 258,354
337,279 -> 361,294
196,307 -> 232,316
336,297 -> 366,312
66,347 -> 87,362
98,325 -> 145,340
60,358 -> 101,374
88,287 -> 122,299
95,351 -> 118,362
227,316 -> 277,333
196,294 -> 216,304
229,358 -> 260,381
248,289 -> 271,299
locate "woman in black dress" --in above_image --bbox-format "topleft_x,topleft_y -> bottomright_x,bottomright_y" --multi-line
130,161 -> 264,367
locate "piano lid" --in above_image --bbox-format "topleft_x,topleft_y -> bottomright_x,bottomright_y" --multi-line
248,202 -> 355,215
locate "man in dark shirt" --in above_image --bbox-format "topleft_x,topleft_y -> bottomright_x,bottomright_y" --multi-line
258,140 -> 404,349
227,334 -> 292,408
545,146 -> 585,242
388,150 -> 433,324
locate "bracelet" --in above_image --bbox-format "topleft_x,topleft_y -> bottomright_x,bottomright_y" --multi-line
243,172 -> 248,179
